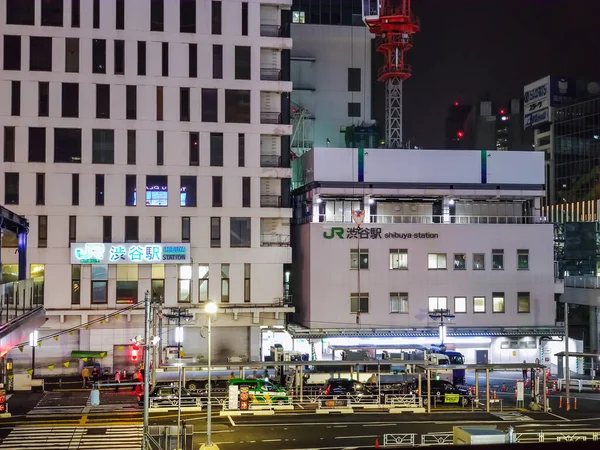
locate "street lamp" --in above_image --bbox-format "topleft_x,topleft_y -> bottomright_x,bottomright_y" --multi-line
174,327 -> 184,450
29,330 -> 38,378
200,301 -> 219,450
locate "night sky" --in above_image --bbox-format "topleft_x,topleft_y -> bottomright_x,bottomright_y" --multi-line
402,0 -> 600,148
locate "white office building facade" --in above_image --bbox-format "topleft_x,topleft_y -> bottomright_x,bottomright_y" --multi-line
0,0 -> 294,372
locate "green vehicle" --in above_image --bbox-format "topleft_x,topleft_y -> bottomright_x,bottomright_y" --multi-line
229,378 -> 290,405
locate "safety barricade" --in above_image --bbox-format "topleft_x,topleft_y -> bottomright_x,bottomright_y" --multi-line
383,433 -> 417,446
557,378 -> 600,393
384,394 -> 425,414
316,398 -> 354,414
345,394 -> 381,409
421,433 -> 452,446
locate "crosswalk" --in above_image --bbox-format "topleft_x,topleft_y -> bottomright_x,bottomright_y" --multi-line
0,425 -> 143,449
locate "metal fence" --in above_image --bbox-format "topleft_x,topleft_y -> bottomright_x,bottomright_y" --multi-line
147,425 -> 194,450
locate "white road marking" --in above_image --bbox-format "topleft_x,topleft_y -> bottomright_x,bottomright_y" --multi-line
228,415 -> 236,427
262,439 -> 282,442
334,435 -> 378,439
546,411 -> 570,421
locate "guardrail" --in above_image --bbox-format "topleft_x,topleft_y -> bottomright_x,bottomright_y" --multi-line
385,394 -> 421,408
558,378 -> 600,392
301,214 -> 546,225
260,154 -> 283,167
565,276 -> 600,289
260,24 -> 282,37
260,234 -> 290,246
260,195 -> 282,207
383,433 -> 417,446
260,68 -> 282,81
260,111 -> 282,124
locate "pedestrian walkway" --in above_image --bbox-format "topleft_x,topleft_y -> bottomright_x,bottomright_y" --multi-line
24,391 -> 140,417
0,425 -> 143,449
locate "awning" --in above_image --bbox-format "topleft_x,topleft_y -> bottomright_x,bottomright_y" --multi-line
71,351 -> 107,359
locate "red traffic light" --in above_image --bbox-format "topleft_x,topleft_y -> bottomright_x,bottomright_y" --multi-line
131,344 -> 140,362
457,131 -> 464,138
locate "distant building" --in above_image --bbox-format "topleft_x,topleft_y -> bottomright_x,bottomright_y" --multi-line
444,103 -> 472,149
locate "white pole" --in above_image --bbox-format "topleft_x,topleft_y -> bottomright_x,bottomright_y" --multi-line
207,314 -> 213,445
565,301 -> 570,411
177,364 -> 182,450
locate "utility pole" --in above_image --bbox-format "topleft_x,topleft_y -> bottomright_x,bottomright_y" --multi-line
429,308 -> 455,347
564,301 -> 570,411
150,295 -> 162,388
164,308 -> 193,358
143,290 -> 150,449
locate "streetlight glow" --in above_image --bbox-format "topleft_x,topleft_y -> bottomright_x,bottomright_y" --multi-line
174,326 -> 183,344
205,301 -> 218,314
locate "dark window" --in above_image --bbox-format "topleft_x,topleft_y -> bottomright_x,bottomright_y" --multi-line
230,217 -> 251,247
30,37 -> 53,71
180,0 -> 196,33
38,216 -> 48,248
61,83 -> 78,117
3,35 -> 21,70
156,131 -> 164,165
54,128 -> 82,163
4,173 -> 19,205
189,43 -> 197,77
125,174 -> 136,206
36,173 -> 45,205
96,84 -> 110,119
72,173 -> 79,205
348,68 -> 361,92
6,0 -> 35,25
125,216 -> 139,242
71,0 -> 80,27
65,37 -> 79,72
71,266 -> 81,305
28,128 -> 46,163
116,0 -> 124,29
154,217 -> 161,243
348,102 -> 361,117
238,134 -> 245,167
127,130 -> 136,164
210,217 -> 221,248
202,88 -> 218,122
189,132 -> 199,166
92,129 -> 114,164
212,176 -> 222,207
161,42 -> 168,76
210,133 -> 223,166
126,85 -> 136,120
95,174 -> 104,205
181,217 -> 191,243
242,2 -> 248,35
145,175 -> 168,207
235,46 -> 251,80
137,41 -> 146,75
38,82 -> 49,117
212,1 -> 222,35
92,39 -> 106,73
41,0 -> 64,27
180,176 -> 197,207
93,0 -> 100,28
3,127 -> 15,162
225,90 -> 251,123
180,87 -> 190,121
11,81 -> 20,116
69,215 -> 76,242
242,177 -> 251,207
102,216 -> 112,242
212,44 -> 223,79
150,0 -> 164,31
114,40 -> 125,74
156,86 -> 163,121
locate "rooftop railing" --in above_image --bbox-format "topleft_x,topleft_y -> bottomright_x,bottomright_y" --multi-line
564,276 -> 600,289
299,214 -> 548,225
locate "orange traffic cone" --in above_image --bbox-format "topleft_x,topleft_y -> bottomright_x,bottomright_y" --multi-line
574,398 -> 577,410
375,438 -> 379,448
559,396 -> 563,408
493,391 -> 498,400
552,381 -> 557,392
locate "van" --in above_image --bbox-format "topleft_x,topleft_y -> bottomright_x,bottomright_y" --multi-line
229,378 -> 290,405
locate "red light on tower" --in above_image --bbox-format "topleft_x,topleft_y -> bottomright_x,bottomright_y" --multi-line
457,131 -> 465,138
455,102 -> 459,106
130,344 -> 140,362
500,109 -> 505,115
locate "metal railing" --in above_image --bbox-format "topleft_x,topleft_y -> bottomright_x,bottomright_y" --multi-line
384,433 -> 417,446
260,195 -> 282,207
260,24 -> 281,37
260,233 -> 290,247
260,155 -> 282,167
260,111 -> 282,124
260,68 -> 282,81
565,275 -> 600,289
0,279 -> 43,325
301,214 -> 546,225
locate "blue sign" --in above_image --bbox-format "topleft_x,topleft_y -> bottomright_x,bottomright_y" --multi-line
524,108 -> 550,129
70,243 -> 191,264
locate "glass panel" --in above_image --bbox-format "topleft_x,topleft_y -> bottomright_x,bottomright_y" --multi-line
427,254 -> 437,269
492,294 -> 505,313
454,297 -> 466,313
117,264 -> 138,280
151,279 -> 164,302
518,250 -> 529,269
179,264 -> 192,279
116,280 -> 138,304
518,292 -> 530,313
178,279 -> 191,303
428,297 -> 437,312
91,280 -> 107,303
91,264 -> 108,280
221,264 -> 229,278
473,296 -> 486,313
151,264 -> 165,279
473,254 -> 485,270
437,254 -> 447,269
492,252 -> 504,270
453,254 -> 466,270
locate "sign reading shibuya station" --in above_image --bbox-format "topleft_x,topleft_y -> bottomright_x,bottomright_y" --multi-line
323,227 -> 438,240
70,243 -> 191,264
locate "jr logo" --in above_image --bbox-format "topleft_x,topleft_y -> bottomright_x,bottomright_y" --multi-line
323,227 -> 345,239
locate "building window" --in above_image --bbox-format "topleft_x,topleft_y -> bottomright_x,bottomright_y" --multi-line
38,82 -> 49,117
348,68 -> 361,92
212,0 -> 222,35
198,264 -> 209,302
350,249 -> 369,269
96,84 -> 110,119
221,264 -> 230,303
156,131 -> 164,165
492,292 -> 505,313
202,88 -> 218,122
180,87 -> 190,122
156,86 -> 164,121
189,43 -> 197,77
92,129 -> 114,164
212,176 -> 223,207
65,37 -> 79,73
180,0 -> 196,32
38,215 -> 48,248
244,263 -> 251,303
154,217 -> 161,243
28,127 -> 46,162
492,249 -> 504,270
91,265 -> 108,304
348,102 -> 361,118
181,217 -> 191,243
453,253 -> 466,270
210,133 -> 223,166
390,292 -> 408,314
3,35 -> 21,71
137,41 -> 146,75
146,175 -> 168,206
389,249 -> 408,270
125,216 -> 139,242
151,264 -> 165,302
238,134 -> 245,167
103,216 -> 112,242
92,39 -> 106,73
292,11 -> 305,23
125,174 -> 137,206
428,296 -> 447,312
4,173 -> 19,205
61,83 -> 79,117
350,293 -> 369,313
95,174 -> 104,206
30,37 -> 53,71
69,215 -> 77,243
518,292 -> 530,313
186,132 -> 200,166
427,253 -> 446,270
242,177 -> 251,207
92,0 -> 100,28
6,0 -> 35,25
54,128 -> 81,163
116,265 -> 138,304
180,176 -> 197,207
211,217 -> 221,248
161,42 -> 169,76
3,127 -> 15,162
71,0 -> 80,27
126,86 -> 137,120
127,130 -> 136,164
36,173 -> 45,205
225,90 -> 251,123
230,217 -> 251,247
116,0 -> 124,29
30,264 -> 45,306
473,253 -> 485,270
473,296 -> 486,313
150,0 -> 164,31
213,45 -> 223,79
454,296 -> 467,313
518,249 -> 529,270
72,173 -> 79,205
235,46 -> 251,80
41,0 -> 64,26
11,81 -> 20,116
71,265 -> 81,305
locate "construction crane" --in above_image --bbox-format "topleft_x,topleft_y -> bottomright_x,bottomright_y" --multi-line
363,0 -> 420,148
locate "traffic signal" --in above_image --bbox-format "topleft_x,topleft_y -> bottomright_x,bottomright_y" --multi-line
131,344 -> 140,362
457,131 -> 464,139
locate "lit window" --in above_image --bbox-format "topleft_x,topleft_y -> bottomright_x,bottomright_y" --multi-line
427,253 -> 446,270
473,253 -> 485,270
428,296 -> 447,312
178,264 -> 192,303
517,249 -> 529,270
454,296 -> 466,313
389,249 -> 408,270
146,175 -> 168,206
351,249 -> 369,269
198,264 -> 209,302
116,264 -> 138,304
292,11 -> 305,23
350,293 -> 369,313
492,249 -> 504,270
473,296 -> 486,313
518,292 -> 530,313
453,253 -> 466,270
492,292 -> 505,313
390,293 -> 408,314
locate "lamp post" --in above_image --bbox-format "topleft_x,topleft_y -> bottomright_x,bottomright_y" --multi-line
174,327 -> 183,450
200,301 -> 219,450
29,330 -> 38,378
